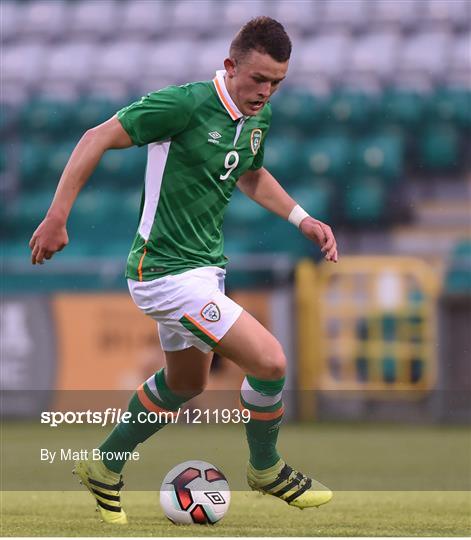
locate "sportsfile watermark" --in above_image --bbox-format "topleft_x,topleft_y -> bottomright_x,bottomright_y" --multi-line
40,407 -> 251,428
2,390 -> 470,491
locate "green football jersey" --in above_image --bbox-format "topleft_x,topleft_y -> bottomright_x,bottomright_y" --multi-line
117,70 -> 271,281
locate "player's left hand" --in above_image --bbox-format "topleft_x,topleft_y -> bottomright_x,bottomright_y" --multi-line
299,216 -> 338,263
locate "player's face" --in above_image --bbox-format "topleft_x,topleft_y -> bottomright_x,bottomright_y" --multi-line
224,50 -> 289,116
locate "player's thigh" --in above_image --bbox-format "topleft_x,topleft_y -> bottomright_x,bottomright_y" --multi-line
165,347 -> 213,398
214,310 -> 286,380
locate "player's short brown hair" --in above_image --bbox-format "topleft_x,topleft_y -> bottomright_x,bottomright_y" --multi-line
230,16 -> 292,63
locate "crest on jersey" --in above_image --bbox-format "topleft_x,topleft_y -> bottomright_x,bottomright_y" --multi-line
201,302 -> 221,322
250,129 -> 262,155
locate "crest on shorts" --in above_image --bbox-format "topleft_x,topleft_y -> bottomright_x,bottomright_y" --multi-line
250,129 -> 262,155
201,302 -> 221,322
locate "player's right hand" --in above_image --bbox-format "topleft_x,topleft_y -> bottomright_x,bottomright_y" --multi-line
29,216 -> 69,265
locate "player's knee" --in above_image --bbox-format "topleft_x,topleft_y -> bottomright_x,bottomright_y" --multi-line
257,341 -> 286,380
166,378 -> 207,400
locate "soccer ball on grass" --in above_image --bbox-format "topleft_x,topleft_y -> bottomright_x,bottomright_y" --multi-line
160,460 -> 230,525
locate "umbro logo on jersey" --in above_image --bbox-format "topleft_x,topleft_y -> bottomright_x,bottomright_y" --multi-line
208,131 -> 222,144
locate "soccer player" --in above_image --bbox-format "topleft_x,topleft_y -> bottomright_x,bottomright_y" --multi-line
30,17 -> 337,524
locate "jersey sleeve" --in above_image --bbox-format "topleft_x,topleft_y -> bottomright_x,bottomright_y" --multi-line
117,85 -> 194,146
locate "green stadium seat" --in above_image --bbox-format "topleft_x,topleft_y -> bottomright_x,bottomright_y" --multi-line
225,188 -> 268,226
96,241 -> 134,258
251,214 -> 299,255
382,356 -> 396,384
58,241 -> 96,258
263,136 -> 304,183
302,134 -> 352,181
4,190 -> 55,241
380,89 -> 426,130
445,239 -> 471,293
20,139 -> 82,191
410,358 -> 423,384
19,99 -> 74,137
326,90 -> 378,130
225,191 -> 293,256
381,314 -> 398,341
343,176 -> 387,223
223,236 -> 257,257
45,139 -> 77,181
224,271 -> 268,290
0,195 -> 7,239
227,180 -> 333,255
355,133 -> 403,181
452,239 -> 471,258
20,140 -> 146,191
94,146 -> 147,187
0,105 -> 17,135
445,269 -> 471,294
72,97 -> 124,134
355,356 -> 368,382
290,183 -> 333,223
68,188 -> 139,246
226,181 -> 334,259
269,88 -> 325,135
1,240 -> 32,260
431,87 -> 471,131
3,187 -> 138,259
0,144 -> 6,172
410,285 -> 425,301
223,234 -> 273,289
1,238 -> 94,263
19,140 -> 50,189
418,123 -> 460,172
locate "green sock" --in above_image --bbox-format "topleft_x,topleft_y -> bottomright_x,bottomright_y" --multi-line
99,368 -> 187,473
240,375 -> 285,470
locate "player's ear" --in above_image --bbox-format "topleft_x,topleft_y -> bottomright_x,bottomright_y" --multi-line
224,57 -> 237,77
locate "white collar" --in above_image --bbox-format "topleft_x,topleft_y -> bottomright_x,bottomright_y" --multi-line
212,70 -> 244,121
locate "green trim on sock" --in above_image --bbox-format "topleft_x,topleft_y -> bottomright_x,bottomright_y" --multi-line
98,370 -> 188,475
242,376 -> 285,470
247,375 -> 285,395
245,415 -> 283,470
99,427 -> 137,473
142,369 -> 187,411
142,382 -> 166,408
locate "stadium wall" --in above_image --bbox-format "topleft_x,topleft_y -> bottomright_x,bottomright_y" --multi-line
0,288 -> 297,418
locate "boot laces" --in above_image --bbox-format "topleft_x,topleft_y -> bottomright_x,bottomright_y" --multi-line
287,468 -> 309,489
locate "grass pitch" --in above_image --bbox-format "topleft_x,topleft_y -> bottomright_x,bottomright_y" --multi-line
1,422 -> 470,536
2,490 -> 470,536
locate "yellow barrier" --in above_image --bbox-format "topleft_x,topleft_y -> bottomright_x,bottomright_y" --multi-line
296,257 -> 440,419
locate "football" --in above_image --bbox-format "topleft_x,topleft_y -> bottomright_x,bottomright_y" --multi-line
159,460 -> 230,525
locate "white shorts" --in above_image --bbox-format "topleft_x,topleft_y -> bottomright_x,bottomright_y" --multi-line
127,266 -> 243,353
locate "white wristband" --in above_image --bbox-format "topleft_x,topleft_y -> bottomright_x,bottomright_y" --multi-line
288,204 -> 309,228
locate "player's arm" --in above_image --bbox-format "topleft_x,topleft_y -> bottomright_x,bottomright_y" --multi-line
29,116 -> 133,265
237,166 -> 338,262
